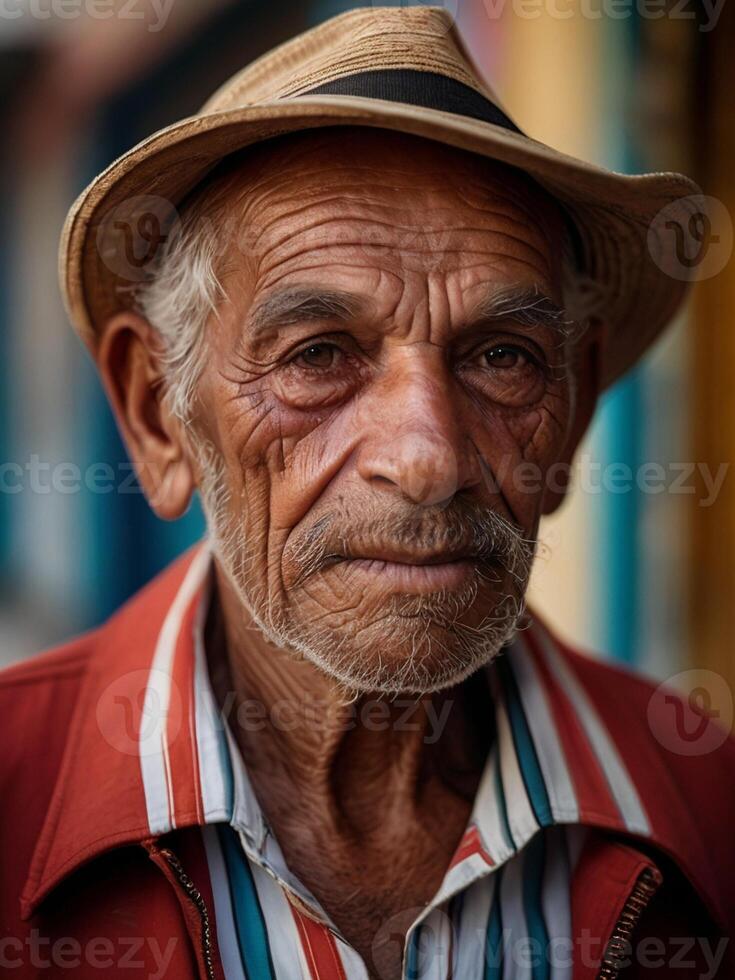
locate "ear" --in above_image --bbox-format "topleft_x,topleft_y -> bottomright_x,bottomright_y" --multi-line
541,322 -> 603,516
96,311 -> 196,520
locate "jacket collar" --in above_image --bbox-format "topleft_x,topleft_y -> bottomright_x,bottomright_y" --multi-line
21,544 -> 729,930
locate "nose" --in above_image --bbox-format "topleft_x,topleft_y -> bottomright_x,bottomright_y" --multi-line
356,356 -> 480,507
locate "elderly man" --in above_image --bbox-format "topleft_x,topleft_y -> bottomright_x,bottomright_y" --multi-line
1,6 -> 732,980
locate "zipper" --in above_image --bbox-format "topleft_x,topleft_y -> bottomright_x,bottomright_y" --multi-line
158,846 -> 216,980
596,865 -> 662,979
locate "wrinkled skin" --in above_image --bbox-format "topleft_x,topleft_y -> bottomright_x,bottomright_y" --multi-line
100,129 -> 599,979
190,130 -> 581,687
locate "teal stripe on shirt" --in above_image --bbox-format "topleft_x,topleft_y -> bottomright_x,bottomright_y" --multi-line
217,824 -> 276,980
485,867 -> 504,980
494,751 -> 515,853
406,922 -> 423,980
497,657 -> 553,828
522,834 -> 551,980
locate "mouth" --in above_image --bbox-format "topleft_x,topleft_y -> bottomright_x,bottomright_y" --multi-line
343,542 -> 482,565
334,548 -> 484,592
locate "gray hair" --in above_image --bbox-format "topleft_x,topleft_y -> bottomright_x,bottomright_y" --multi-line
135,202 -> 226,424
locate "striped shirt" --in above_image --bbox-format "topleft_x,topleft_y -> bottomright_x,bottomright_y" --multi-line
139,545 -> 652,979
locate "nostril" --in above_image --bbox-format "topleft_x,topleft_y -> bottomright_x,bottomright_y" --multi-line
370,474 -> 398,490
364,432 -> 460,507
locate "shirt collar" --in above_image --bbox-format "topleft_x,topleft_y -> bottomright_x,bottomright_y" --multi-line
20,542 -> 724,929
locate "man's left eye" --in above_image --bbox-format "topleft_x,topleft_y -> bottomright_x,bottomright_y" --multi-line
481,345 -> 529,369
294,343 -> 341,369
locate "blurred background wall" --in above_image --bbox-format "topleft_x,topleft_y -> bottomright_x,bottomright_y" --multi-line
0,0 -> 732,689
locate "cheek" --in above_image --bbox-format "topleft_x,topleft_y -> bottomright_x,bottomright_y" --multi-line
212,378 -> 359,534
475,393 -> 571,525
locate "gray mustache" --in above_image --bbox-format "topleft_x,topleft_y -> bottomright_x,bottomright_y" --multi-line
289,506 -> 537,587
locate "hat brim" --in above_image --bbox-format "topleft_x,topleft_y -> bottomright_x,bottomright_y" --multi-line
60,93 -> 701,388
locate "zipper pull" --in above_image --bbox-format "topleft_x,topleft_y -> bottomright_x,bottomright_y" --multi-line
597,864 -> 663,979
143,838 -> 216,980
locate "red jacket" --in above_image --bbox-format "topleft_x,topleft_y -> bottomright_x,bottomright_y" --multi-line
1,548 -> 733,978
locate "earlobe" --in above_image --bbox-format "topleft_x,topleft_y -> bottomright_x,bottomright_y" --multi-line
145,456 -> 197,520
96,311 -> 196,521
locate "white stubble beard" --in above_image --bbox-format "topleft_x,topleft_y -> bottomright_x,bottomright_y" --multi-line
193,438 -> 532,695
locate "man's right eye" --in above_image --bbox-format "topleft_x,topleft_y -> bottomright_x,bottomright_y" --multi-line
292,342 -> 342,370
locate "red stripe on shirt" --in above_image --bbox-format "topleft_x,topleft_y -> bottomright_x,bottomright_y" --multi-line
448,823 -> 494,871
166,587 -> 205,827
526,628 -> 622,828
290,903 -> 347,980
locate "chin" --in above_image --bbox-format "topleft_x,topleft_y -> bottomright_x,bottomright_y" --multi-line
280,599 -> 524,696
219,548 -> 527,694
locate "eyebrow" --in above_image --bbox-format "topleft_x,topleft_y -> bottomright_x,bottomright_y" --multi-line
248,287 -> 366,337
468,285 -> 572,338
246,283 -> 573,343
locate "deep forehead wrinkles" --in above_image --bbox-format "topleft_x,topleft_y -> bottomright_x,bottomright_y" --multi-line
245,182 -> 556,281
203,130 -> 567,350
210,130 -> 563,263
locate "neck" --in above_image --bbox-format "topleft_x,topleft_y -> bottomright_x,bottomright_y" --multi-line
205,564 -> 493,836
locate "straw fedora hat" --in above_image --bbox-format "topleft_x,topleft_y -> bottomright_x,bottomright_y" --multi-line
59,4 -> 702,388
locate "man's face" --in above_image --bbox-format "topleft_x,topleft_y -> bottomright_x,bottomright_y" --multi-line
189,130 -> 578,693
